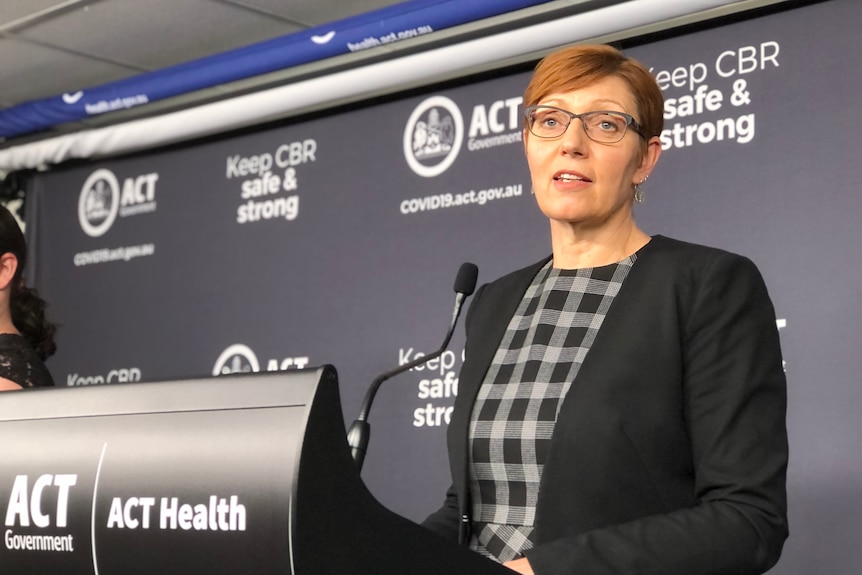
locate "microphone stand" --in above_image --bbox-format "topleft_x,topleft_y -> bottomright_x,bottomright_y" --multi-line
348,265 -> 476,471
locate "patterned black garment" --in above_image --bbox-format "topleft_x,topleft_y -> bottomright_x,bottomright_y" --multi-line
0,333 -> 54,388
468,255 -> 636,562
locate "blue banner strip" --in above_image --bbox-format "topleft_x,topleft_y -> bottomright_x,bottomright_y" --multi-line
0,0 -> 552,139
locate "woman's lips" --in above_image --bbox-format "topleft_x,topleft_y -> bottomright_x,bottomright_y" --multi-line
553,171 -> 592,184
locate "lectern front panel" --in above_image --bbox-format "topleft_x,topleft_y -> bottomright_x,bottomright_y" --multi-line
0,369 -> 325,575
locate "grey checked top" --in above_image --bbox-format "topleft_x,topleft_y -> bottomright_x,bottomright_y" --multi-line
467,255 -> 636,562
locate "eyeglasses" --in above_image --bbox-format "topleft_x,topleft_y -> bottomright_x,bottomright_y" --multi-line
524,105 -> 645,143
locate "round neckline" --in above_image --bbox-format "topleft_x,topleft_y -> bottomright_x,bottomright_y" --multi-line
550,235 -> 654,272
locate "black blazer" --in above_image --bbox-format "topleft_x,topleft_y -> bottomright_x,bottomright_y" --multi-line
423,236 -> 788,575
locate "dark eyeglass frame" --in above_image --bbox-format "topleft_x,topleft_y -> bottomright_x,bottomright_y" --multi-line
523,105 -> 646,143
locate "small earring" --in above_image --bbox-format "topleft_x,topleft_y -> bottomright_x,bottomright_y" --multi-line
530,187 -> 536,195
634,176 -> 648,203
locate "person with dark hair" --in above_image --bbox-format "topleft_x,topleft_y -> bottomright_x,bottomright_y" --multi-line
422,44 -> 787,575
0,204 -> 56,390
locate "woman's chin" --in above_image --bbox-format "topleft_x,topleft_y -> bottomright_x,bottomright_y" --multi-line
538,203 -> 594,226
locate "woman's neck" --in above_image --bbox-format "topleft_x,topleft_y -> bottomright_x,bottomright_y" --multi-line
550,219 -> 650,269
0,305 -> 18,336
0,322 -> 18,335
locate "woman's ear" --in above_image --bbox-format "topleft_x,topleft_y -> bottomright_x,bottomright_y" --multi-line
634,136 -> 662,184
0,253 -> 19,291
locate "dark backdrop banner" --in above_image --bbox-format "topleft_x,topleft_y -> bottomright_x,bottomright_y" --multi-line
23,0 -> 861,573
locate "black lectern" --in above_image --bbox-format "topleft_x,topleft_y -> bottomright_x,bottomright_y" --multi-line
0,366 -> 511,574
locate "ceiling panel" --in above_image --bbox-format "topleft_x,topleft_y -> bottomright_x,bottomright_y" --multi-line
231,0 -> 406,23
0,0 -> 72,26
16,0 -> 304,70
0,35 -> 137,103
0,0 -> 407,112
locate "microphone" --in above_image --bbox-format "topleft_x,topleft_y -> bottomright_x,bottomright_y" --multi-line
348,262 -> 478,471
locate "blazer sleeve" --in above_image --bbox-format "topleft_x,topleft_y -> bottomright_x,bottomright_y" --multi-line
421,482 -> 461,541
526,252 -> 789,575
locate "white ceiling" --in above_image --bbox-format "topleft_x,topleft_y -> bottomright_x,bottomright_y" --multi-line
0,0 -> 405,111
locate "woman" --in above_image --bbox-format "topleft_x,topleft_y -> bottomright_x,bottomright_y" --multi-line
423,45 -> 787,575
0,204 -> 56,390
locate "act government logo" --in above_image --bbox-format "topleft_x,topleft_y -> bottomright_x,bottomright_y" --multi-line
78,168 -> 159,237
213,344 -> 260,376
403,95 -> 464,177
79,169 -> 120,237
213,344 -> 311,375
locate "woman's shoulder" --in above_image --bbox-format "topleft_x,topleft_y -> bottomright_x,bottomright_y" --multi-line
644,234 -> 742,259
0,377 -> 22,391
634,235 -> 772,310
0,333 -> 30,353
0,333 -> 55,388
640,235 -> 761,275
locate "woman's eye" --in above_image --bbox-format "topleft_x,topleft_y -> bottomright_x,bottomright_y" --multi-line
595,117 -> 622,132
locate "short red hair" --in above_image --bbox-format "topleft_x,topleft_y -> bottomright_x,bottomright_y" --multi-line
524,44 -> 664,139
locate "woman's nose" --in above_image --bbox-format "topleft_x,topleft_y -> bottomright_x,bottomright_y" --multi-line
560,118 -> 589,156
